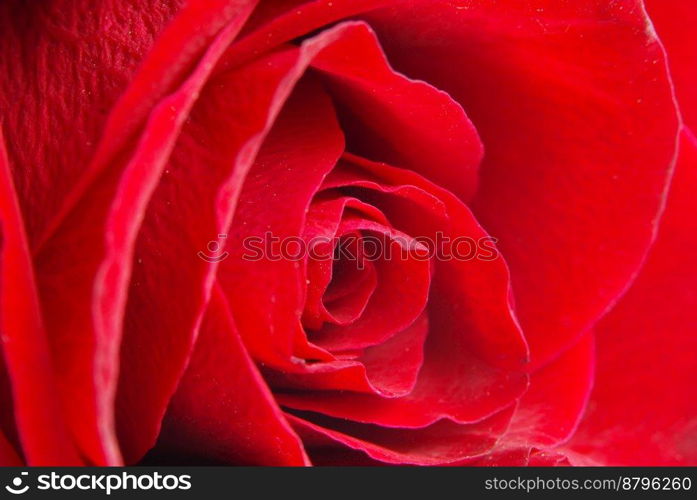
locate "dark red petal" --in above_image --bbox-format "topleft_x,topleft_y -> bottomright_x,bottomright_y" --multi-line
528,451 -> 573,467
218,21 -> 441,369
217,0 -> 400,71
152,286 -> 308,466
0,0 -> 185,244
0,359 -> 19,458
278,345 -> 526,429
304,195 -> 389,243
472,333 -> 594,463
567,131 -> 697,465
271,312 -> 427,397
0,130 -> 81,465
117,68 -> 341,462
286,406 -> 514,466
318,255 -> 378,327
302,196 -> 385,330
227,13 -> 484,201
310,221 -> 431,353
216,79 -> 344,370
310,22 -> 482,201
0,431 -> 21,466
326,155 -> 528,368
279,157 -> 527,427
364,0 -> 680,367
82,1 -> 260,177
123,25 -> 413,455
468,447 -> 531,466
357,312 -> 428,396
32,3 -> 257,465
506,333 -> 594,447
646,0 -> 697,128
303,258 -> 334,330
470,447 -> 580,466
304,250 -> 378,330
281,309 -> 526,428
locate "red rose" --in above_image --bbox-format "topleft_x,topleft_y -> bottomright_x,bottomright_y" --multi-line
0,0 -> 694,466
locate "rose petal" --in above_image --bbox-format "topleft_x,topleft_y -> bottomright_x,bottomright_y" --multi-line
215,75 -> 344,369
227,12 -> 485,200
0,0 -> 184,243
269,312 -> 428,397
305,252 -> 379,330
0,431 -> 21,466
506,333 -> 594,448
278,346 -> 526,429
116,67 -> 341,461
0,129 -> 81,465
470,447 -> 582,466
326,154 -> 528,368
82,1 -> 261,175
31,2 -> 258,464
286,406 -> 514,466
364,0 -> 680,367
356,312 -> 429,396
309,22 -> 483,201
302,196 -> 385,330
646,0 -> 697,128
310,220 -> 432,353
528,451 -> 573,467
278,156 -> 528,427
149,286 -> 308,466
470,332 -> 594,463
120,26 -> 414,455
0,359 -> 19,457
312,253 -> 378,328
217,0 -> 400,71
566,131 -> 697,465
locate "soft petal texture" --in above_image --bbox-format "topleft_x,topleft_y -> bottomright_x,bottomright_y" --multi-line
363,0 -> 680,366
0,0 -> 185,243
469,447 -> 533,466
224,14 -> 484,201
77,0 -> 262,178
29,1 -> 258,465
325,155 -> 528,368
116,57 -> 340,462
268,313 -> 428,397
506,333 -> 594,447
150,287 -> 308,466
278,156 -> 528,427
302,201 -> 381,330
0,130 -> 81,465
3,0 -> 691,467
218,18 -> 480,368
0,361 -> 19,457
286,406 -> 514,465
300,195 -> 389,333
470,447 -> 583,466
472,333 -> 594,463
0,431 -> 21,466
646,0 -> 697,128
566,131 -> 697,465
216,75 -> 344,371
216,0 -> 400,71
308,220 -> 431,353
309,22 -> 482,201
